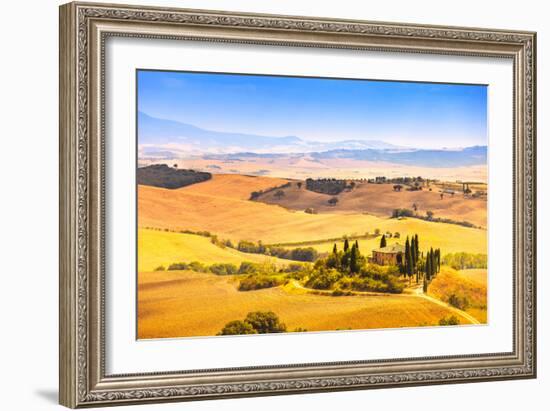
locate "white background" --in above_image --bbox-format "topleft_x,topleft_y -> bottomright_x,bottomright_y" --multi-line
0,0 -> 546,410
106,38 -> 513,374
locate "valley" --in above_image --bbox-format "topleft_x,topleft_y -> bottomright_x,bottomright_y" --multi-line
137,170 -> 488,338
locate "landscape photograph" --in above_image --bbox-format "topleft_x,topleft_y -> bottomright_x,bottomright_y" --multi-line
136,70 -> 488,339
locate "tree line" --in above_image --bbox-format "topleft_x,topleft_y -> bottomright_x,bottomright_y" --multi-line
305,178 -> 351,195
441,252 -> 487,270
235,240 -> 318,262
159,260 -> 304,276
391,208 -> 479,228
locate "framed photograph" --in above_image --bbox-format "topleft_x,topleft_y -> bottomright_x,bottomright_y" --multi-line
59,2 -> 537,408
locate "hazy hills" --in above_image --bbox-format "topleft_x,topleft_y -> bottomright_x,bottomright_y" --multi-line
139,111 -> 400,153
310,146 -> 487,167
138,111 -> 487,168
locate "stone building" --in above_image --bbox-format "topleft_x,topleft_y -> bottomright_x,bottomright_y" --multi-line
370,243 -> 406,266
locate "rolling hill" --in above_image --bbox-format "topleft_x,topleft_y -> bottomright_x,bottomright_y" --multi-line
137,164 -> 211,189
256,179 -> 487,228
138,270 -> 474,338
137,175 -> 487,254
138,228 -> 295,272
428,267 -> 488,322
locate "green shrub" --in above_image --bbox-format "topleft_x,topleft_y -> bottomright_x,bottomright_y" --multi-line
154,265 -> 166,271
447,293 -> 470,310
238,261 -> 259,274
290,247 -> 318,262
218,312 -> 288,335
209,263 -> 238,275
337,274 -> 404,294
283,263 -> 306,273
167,262 -> 189,271
439,315 -> 460,326
218,320 -> 257,335
244,311 -> 286,333
188,261 -> 207,272
238,275 -> 283,291
391,208 -> 414,218
237,240 -> 258,253
305,268 -> 343,290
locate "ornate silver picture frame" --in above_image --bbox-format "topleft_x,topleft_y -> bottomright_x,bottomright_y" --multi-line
59,1 -> 536,408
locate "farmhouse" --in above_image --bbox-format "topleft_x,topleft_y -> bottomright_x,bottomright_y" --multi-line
370,243 -> 405,266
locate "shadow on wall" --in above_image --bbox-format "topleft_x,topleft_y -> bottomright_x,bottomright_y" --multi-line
34,389 -> 58,404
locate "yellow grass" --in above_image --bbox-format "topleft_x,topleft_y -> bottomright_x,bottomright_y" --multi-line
282,233 -> 483,257
138,179 -> 487,255
138,270 -> 468,338
138,228 -> 294,272
258,180 -> 487,228
179,174 -> 289,201
428,267 -> 487,323
137,175 -> 487,338
457,268 -> 488,285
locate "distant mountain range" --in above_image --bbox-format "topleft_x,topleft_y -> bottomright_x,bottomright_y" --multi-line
310,146 -> 487,168
139,111 -> 401,153
138,111 -> 487,168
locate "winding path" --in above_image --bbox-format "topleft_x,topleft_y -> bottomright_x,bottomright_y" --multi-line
288,280 -> 480,325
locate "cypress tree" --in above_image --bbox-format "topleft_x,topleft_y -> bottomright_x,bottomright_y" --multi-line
410,236 -> 417,272
431,250 -> 435,278
380,235 -> 387,248
350,244 -> 359,274
332,244 -> 338,254
423,274 -> 428,293
341,240 -> 350,270
407,250 -> 413,283
355,240 -> 359,250
425,250 -> 432,280
405,237 -> 413,282
429,248 -> 437,278
414,234 -> 420,261
343,238 -> 350,253
404,237 -> 410,278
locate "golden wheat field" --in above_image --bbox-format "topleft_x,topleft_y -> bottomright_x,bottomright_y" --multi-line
138,228 -> 295,272
138,176 -> 487,254
137,270 -> 473,339
281,233 -> 484,256
257,179 -> 487,227
137,173 -> 487,338
428,267 -> 488,323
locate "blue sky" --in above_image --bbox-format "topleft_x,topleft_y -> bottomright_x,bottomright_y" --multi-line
137,70 -> 487,149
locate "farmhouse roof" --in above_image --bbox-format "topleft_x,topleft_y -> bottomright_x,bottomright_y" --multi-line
372,243 -> 406,254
